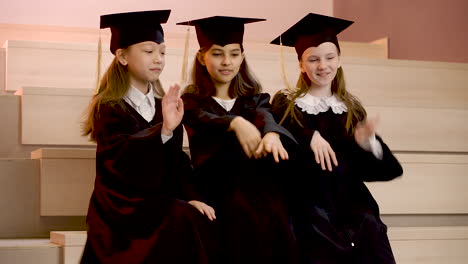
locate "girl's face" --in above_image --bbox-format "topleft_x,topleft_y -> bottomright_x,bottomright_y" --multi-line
118,41 -> 166,91
201,44 -> 244,88
300,42 -> 341,90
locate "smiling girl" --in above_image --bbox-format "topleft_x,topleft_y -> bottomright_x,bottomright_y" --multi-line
177,16 -> 298,264
81,10 -> 211,264
271,13 -> 403,264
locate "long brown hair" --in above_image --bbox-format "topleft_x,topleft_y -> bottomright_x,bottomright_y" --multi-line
82,47 -> 165,142
183,46 -> 262,97
280,64 -> 366,135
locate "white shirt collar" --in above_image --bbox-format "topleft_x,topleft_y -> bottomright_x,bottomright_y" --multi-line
124,84 -> 155,108
212,96 -> 236,112
294,93 -> 348,115
123,83 -> 156,122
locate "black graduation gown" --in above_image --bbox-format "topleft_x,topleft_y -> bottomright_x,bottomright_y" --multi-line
182,93 -> 298,264
81,99 -> 210,264
271,92 -> 403,264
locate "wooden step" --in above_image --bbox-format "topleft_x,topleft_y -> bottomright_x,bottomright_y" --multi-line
0,158 -> 86,238
389,226 -> 468,264
31,148 -> 95,216
15,87 -> 94,146
5,39 -> 467,151
27,147 -> 468,216
0,94 -> 39,158
0,48 -> 5,93
0,227 -> 466,264
50,231 -> 86,264
0,239 -> 60,264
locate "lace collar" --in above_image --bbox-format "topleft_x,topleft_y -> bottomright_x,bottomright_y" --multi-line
294,92 -> 348,115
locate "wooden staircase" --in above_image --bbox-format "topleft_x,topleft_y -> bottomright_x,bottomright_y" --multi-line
0,23 -> 467,264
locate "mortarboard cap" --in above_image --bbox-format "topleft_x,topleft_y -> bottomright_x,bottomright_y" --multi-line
270,13 -> 353,58
100,10 -> 171,54
177,16 -> 265,48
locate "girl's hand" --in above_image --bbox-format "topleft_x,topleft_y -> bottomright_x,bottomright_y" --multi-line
162,84 -> 184,136
310,131 -> 338,171
229,117 -> 262,158
255,132 -> 289,163
354,116 -> 379,146
188,200 -> 216,221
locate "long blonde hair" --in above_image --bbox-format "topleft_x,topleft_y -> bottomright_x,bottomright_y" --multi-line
280,66 -> 366,135
82,47 -> 165,142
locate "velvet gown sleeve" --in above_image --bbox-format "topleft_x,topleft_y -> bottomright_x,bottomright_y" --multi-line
183,93 -> 297,168
272,91 -> 403,182
182,93 -> 238,132
251,93 -> 297,145
94,102 -> 188,196
348,135 -> 403,182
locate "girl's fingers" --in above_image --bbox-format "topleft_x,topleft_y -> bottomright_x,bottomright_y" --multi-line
319,151 -> 326,170
204,208 -> 213,221
314,148 -> 320,164
324,150 -> 332,171
209,207 -> 216,220
264,142 -> 272,153
170,83 -> 180,93
272,147 -> 279,163
281,148 -> 289,160
255,141 -> 264,155
330,150 -> 338,166
242,144 -> 252,158
177,98 -> 184,113
167,85 -> 176,96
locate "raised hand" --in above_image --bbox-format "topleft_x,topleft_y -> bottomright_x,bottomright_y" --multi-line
310,131 -> 338,171
161,84 -> 184,136
188,200 -> 216,221
255,132 -> 289,163
354,116 -> 379,146
229,116 -> 262,158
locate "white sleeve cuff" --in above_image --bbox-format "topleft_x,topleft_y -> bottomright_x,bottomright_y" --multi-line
358,134 -> 383,160
161,132 -> 173,144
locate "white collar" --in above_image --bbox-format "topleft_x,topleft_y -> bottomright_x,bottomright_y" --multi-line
212,96 -> 236,111
294,92 -> 348,115
124,83 -> 155,109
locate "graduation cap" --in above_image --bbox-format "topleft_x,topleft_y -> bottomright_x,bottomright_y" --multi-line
270,13 -> 353,58
100,10 -> 171,54
177,16 -> 265,48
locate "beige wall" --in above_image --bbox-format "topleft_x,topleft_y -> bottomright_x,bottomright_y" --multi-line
334,0 -> 468,63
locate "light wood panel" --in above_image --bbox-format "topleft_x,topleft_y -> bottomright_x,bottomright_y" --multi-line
366,106 -> 468,152
2,37 -> 390,92
0,159 -> 86,237
29,148 -> 468,216
44,226 -> 468,264
367,153 -> 468,214
389,226 -> 468,264
32,148 -> 95,216
0,48 -> 5,93
16,87 -> 94,146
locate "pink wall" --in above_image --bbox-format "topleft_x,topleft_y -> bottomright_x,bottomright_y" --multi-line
0,0 -> 333,42
334,0 -> 468,63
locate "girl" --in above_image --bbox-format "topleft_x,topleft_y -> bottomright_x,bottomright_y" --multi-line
81,10 -> 212,264
270,13 -> 403,264
177,16 -> 298,264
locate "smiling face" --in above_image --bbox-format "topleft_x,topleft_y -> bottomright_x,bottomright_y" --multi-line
299,42 -> 341,91
201,43 -> 244,89
117,41 -> 166,92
